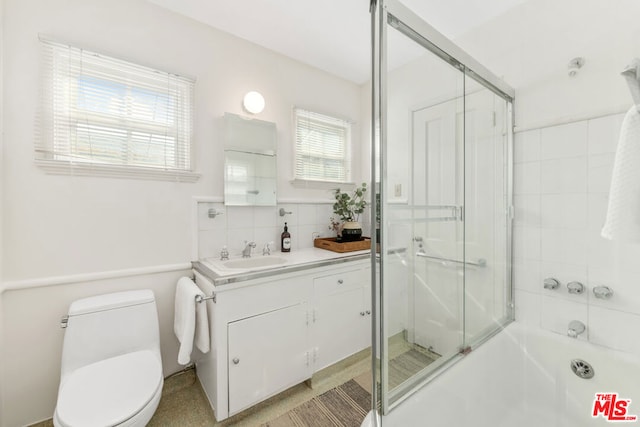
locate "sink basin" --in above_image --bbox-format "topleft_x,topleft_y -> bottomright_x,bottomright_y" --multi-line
223,256 -> 287,269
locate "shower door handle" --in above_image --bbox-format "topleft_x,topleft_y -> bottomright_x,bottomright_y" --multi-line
416,252 -> 486,267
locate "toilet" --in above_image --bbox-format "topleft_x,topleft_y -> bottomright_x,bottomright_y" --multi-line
54,290 -> 164,427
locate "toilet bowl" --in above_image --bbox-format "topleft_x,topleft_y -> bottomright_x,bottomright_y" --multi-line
54,290 -> 164,427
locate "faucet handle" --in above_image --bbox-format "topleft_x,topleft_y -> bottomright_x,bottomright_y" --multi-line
567,320 -> 586,338
220,246 -> 229,261
263,241 -> 273,256
567,281 -> 585,294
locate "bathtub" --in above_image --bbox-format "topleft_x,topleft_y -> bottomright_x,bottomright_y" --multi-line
382,321 -> 640,427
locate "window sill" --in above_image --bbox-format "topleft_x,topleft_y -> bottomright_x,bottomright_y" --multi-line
290,178 -> 357,190
36,160 -> 201,183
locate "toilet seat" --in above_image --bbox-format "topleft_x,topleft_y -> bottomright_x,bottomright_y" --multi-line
54,350 -> 163,427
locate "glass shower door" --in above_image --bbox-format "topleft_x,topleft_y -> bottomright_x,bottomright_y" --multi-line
372,0 -> 514,415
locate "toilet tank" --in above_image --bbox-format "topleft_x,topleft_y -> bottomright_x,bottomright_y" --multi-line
60,290 -> 161,379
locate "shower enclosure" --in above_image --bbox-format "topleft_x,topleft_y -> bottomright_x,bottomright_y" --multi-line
370,0 -> 515,415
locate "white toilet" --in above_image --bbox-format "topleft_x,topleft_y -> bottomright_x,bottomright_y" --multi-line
54,290 -> 164,427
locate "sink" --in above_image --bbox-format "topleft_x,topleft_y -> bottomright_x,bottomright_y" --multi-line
223,256 -> 287,269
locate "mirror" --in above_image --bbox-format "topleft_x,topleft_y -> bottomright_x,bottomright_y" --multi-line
223,112 -> 277,206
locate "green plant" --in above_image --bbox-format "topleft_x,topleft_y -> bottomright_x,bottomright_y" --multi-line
332,183 -> 367,222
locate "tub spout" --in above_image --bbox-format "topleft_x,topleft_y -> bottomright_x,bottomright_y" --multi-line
568,320 -> 586,338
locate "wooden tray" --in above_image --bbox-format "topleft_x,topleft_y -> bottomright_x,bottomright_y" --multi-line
314,237 -> 371,253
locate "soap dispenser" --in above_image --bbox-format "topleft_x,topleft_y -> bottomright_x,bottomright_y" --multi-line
281,222 -> 291,252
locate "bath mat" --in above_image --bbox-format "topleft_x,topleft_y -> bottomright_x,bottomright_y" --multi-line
388,349 -> 438,389
261,379 -> 371,427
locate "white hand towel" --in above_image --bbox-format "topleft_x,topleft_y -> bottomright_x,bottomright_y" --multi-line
174,276 -> 210,365
602,106 -> 640,242
195,292 -> 210,354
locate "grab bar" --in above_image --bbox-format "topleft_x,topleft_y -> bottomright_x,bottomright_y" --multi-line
416,252 -> 486,267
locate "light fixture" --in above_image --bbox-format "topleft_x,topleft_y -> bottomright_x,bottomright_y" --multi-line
243,91 -> 265,114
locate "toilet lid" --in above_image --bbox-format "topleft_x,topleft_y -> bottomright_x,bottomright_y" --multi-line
56,350 -> 162,427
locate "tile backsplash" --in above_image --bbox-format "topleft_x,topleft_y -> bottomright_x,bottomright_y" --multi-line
197,201 -> 372,259
513,112 -> 640,356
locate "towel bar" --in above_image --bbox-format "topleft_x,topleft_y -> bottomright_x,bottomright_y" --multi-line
195,293 -> 216,304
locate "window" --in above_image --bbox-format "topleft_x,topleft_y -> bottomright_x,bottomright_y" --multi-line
38,39 -> 197,181
293,108 -> 352,183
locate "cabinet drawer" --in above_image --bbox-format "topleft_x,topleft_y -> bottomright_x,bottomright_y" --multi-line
314,269 -> 365,296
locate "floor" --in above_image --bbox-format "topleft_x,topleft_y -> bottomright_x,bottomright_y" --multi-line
30,337 -> 438,427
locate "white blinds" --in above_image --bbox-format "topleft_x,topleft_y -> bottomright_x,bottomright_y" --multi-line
294,108 -> 351,183
38,38 -> 196,180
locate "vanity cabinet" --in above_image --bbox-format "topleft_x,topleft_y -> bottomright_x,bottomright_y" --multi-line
228,302 -> 310,414
193,258 -> 370,421
313,268 -> 371,370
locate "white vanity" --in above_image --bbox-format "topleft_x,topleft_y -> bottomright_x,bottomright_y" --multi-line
192,248 -> 372,421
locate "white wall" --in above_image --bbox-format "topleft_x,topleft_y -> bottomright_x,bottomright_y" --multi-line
0,0 -> 365,425
453,0 -> 640,354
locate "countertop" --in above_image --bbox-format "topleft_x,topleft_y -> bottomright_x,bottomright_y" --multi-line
192,247 -> 371,286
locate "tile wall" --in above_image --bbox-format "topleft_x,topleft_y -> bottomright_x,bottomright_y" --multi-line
513,112 -> 640,355
197,202 -> 373,259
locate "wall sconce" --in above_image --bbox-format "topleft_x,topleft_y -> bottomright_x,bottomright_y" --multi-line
243,91 -> 265,114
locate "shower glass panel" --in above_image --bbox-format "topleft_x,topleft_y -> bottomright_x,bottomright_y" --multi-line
372,0 -> 514,415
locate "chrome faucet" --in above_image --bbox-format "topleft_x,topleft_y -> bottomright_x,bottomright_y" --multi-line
242,241 -> 256,258
567,320 -> 586,338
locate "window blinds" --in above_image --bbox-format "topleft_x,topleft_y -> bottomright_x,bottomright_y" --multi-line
294,108 -> 351,183
38,38 -> 196,180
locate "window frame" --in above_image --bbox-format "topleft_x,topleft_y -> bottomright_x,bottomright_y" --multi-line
37,38 -> 199,182
292,107 -> 353,185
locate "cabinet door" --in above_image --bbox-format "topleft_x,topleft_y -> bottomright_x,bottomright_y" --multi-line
228,303 -> 310,415
314,287 -> 365,370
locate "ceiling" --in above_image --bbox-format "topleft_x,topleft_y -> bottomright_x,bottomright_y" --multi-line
147,0 -> 528,84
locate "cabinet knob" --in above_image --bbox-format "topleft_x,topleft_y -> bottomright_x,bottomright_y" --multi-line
232,357 -> 240,365
338,279 -> 344,284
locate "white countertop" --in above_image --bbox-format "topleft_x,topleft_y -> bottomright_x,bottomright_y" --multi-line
193,247 -> 371,286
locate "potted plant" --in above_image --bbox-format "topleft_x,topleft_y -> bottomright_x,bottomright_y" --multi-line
331,183 -> 367,241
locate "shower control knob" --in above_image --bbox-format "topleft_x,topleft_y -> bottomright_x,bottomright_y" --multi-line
232,358 -> 240,365
567,281 -> 585,294
593,286 -> 614,299
543,278 -> 560,290
338,279 -> 344,284
360,311 -> 366,316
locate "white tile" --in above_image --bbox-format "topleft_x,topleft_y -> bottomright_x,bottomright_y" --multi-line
513,259 -> 541,293
514,162 -> 541,195
540,121 -> 588,160
316,203 -> 334,226
514,290 -> 541,327
539,262 -> 588,302
297,204 -> 317,226
589,306 -> 640,354
588,193 -> 609,232
198,229 -> 228,260
587,228 -> 615,271
226,206 -> 254,229
514,129 -> 541,163
587,113 -> 625,155
253,206 -> 277,228
513,195 -> 541,227
253,227 -> 279,251
540,193 -> 588,229
297,224 -> 323,249
540,157 -> 587,194
586,267 -> 640,315
540,295 -> 588,339
513,226 -> 541,261
588,153 -> 615,194
540,228 -> 587,266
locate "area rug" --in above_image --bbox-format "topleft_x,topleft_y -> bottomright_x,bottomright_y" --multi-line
261,378 -> 371,427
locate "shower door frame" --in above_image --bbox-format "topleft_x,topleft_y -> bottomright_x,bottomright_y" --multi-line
370,0 -> 516,415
